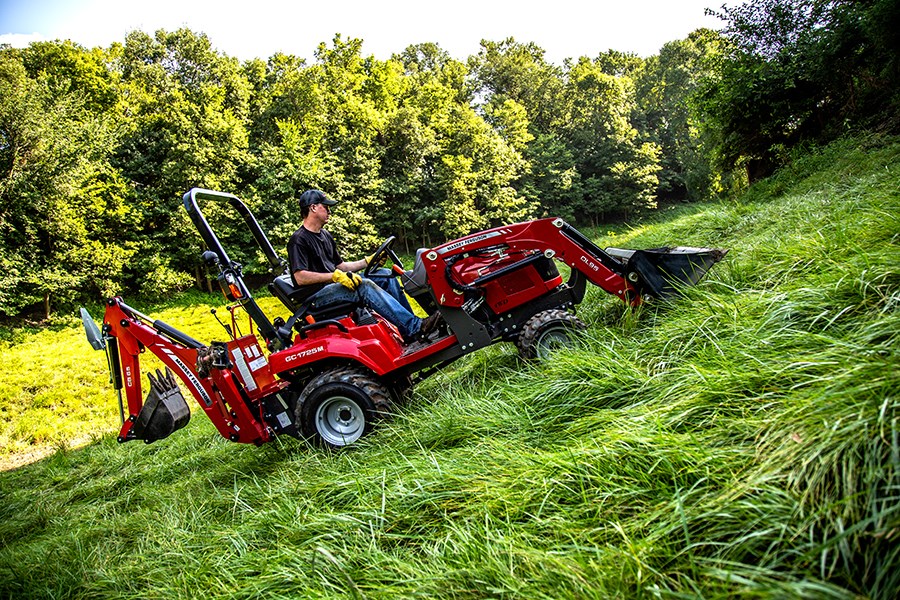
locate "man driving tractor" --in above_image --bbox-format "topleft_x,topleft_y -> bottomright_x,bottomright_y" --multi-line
287,189 -> 443,343
82,186 -> 726,448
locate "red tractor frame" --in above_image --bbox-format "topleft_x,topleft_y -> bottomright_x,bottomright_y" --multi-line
82,188 -> 725,448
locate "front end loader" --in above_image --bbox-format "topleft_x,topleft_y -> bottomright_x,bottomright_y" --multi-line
82,188 -> 726,448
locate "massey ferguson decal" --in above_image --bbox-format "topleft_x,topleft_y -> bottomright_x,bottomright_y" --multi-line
162,347 -> 212,406
438,230 -> 510,255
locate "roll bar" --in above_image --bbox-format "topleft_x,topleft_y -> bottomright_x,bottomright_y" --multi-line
182,188 -> 289,350
182,188 -> 286,273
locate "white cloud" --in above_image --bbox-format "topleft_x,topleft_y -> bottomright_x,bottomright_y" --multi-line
0,33 -> 47,47
1,1 -> 728,64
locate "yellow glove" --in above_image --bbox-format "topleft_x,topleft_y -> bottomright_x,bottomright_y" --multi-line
365,253 -> 388,268
332,269 -> 363,290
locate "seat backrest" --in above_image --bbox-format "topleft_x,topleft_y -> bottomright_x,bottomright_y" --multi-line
269,273 -> 358,321
269,274 -> 316,313
400,248 -> 430,295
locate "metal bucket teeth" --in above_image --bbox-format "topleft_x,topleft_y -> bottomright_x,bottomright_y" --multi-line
132,367 -> 191,443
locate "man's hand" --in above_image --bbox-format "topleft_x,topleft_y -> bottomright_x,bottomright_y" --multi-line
332,269 -> 363,290
365,253 -> 388,268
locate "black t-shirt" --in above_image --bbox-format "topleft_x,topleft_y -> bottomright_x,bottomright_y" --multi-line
287,227 -> 344,293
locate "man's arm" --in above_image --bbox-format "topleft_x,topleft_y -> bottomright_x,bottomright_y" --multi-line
292,257 -> 367,286
293,270 -> 334,286
336,258 -> 367,273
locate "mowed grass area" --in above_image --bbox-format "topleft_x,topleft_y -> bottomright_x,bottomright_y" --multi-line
1,136 -> 898,598
0,293 -> 294,468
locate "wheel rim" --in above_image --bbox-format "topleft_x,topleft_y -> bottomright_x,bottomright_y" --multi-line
535,326 -> 572,359
315,395 -> 365,446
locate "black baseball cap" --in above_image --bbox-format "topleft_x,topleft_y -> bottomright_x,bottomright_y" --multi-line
298,189 -> 337,208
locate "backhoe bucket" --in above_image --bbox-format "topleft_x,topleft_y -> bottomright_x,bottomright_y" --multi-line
606,246 -> 728,299
132,367 -> 191,443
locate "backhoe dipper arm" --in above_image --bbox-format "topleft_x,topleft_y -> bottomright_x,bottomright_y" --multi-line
103,298 -> 271,444
422,217 -> 640,308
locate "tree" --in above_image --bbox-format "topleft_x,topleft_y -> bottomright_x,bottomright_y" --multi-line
251,36 -> 389,257
470,39 -> 660,222
254,35 -> 533,252
0,46 -> 132,318
703,0 -> 900,181
381,44 -> 469,244
519,133 -> 583,222
385,42 -> 533,240
469,38 -> 565,133
244,52 -> 309,150
559,57 -> 661,220
18,40 -> 117,112
469,39 -> 576,219
113,28 -> 254,291
635,29 -> 727,200
593,49 -> 644,78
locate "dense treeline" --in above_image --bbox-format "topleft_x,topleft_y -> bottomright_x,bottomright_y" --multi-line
1,0 -> 897,320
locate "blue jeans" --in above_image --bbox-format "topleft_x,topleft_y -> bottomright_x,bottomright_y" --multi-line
365,268 -> 414,313
309,277 -> 421,339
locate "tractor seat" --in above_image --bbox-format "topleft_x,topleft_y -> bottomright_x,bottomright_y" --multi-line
400,248 -> 429,295
269,274 -> 359,321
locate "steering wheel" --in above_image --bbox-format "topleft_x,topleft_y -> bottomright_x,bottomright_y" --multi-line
364,236 -> 404,277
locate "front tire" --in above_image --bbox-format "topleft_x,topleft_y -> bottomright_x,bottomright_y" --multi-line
516,309 -> 586,360
297,367 -> 393,448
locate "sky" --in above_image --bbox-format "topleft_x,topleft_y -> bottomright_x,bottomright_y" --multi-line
0,0 -> 728,65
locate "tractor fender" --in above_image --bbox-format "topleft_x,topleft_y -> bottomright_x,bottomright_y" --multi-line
267,327 -> 400,377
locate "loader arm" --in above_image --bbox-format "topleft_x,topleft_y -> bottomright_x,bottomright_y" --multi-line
423,218 -> 639,308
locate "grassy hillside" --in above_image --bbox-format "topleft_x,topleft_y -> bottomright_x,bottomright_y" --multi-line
1,136 -> 898,598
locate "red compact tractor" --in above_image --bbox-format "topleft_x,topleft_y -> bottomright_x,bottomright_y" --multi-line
81,188 -> 726,448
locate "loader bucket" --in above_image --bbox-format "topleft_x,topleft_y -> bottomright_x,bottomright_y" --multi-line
132,367 -> 191,443
606,246 -> 728,299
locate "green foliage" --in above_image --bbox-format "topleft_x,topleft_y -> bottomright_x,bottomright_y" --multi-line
470,39 -> 661,222
0,47 -> 129,318
1,136 -> 898,598
2,3 -> 893,319
114,28 -> 255,274
520,133 -> 583,221
635,29 -> 728,200
469,38 -> 565,133
703,0 -> 900,180
562,57 -> 661,218
17,40 -> 117,111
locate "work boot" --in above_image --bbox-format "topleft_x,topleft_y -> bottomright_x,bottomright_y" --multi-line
418,311 -> 444,339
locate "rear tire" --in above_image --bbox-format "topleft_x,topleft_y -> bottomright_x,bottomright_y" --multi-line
516,309 -> 586,360
297,367 -> 393,448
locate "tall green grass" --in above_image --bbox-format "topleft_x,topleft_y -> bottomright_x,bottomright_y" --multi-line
1,136 -> 898,598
